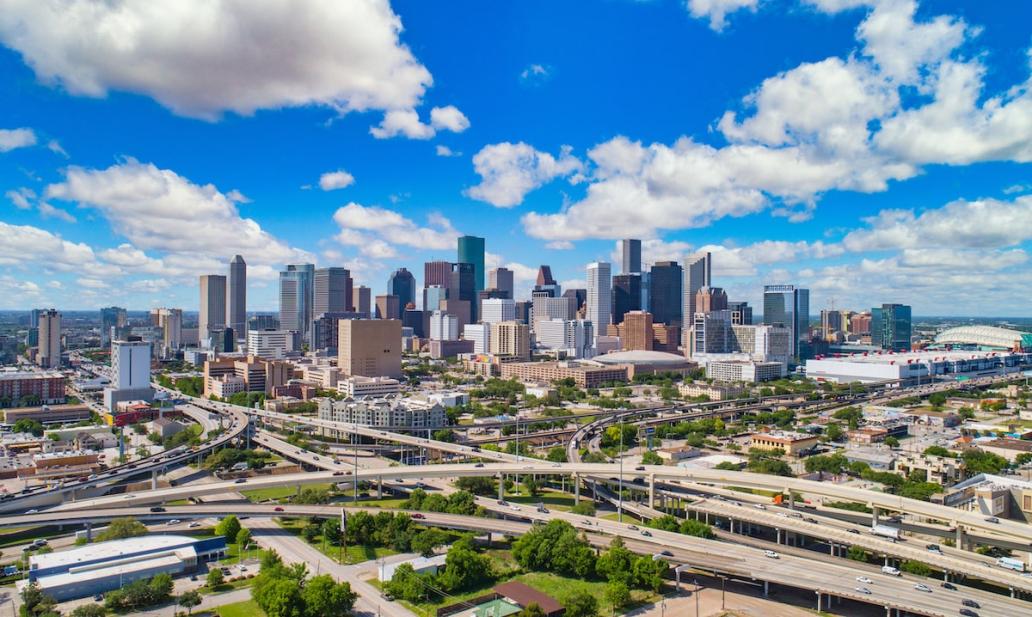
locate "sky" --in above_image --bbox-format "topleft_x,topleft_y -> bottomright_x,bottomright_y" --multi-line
0,0 -> 1031,316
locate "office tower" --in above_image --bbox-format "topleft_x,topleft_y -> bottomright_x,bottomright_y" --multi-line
621,311 -> 654,351
112,340 -> 151,389
611,274 -> 641,325
821,309 -> 844,341
488,267 -> 514,299
154,308 -> 183,355
387,267 -> 416,309
0,335 -> 16,364
429,311 -> 459,341
449,262 -> 477,322
533,265 -> 561,297
99,306 -> 127,347
248,315 -> 280,331
532,295 -> 576,332
424,285 -> 448,313
478,289 -> 509,319
730,324 -> 793,365
696,287 -> 728,314
586,262 -> 612,339
246,329 -> 297,359
763,284 -> 809,362
620,239 -> 642,274
227,255 -> 247,336
375,295 -> 401,320
37,309 -> 61,369
402,309 -> 428,338
338,319 -> 402,378
850,312 -> 872,336
682,252 -> 712,324
312,311 -> 362,351
314,267 -> 352,315
489,321 -> 531,359
199,275 -> 227,341
536,319 -> 594,359
690,310 -> 733,357
457,235 -> 485,294
29,309 -> 42,329
424,260 -> 452,289
356,286 -> 372,315
438,298 -> 472,329
463,323 -> 490,354
649,261 -> 683,325
481,298 -> 517,324
871,304 -> 912,351
729,301 -> 753,325
515,301 -> 532,324
279,264 -> 315,342
562,289 -> 587,314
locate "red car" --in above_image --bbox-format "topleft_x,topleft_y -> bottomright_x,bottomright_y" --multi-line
411,513 -> 425,519
274,506 -> 284,512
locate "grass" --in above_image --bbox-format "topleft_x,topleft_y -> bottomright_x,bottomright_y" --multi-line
516,571 -> 660,609
241,482 -> 332,502
342,497 -> 409,509
504,489 -> 578,512
216,599 -> 266,617
274,517 -> 398,564
201,578 -> 254,595
0,526 -> 67,549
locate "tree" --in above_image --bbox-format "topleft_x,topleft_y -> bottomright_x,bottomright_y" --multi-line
962,449 -> 1008,475
321,518 -> 341,545
522,476 -> 541,497
847,546 -> 869,562
518,603 -> 547,617
412,528 -> 450,557
715,461 -> 740,471
20,581 -> 58,617
71,604 -> 107,617
923,445 -> 954,458
438,536 -> 492,592
547,447 -> 568,463
605,581 -> 631,614
237,527 -> 253,552
455,476 -> 496,496
570,501 -> 596,516
1016,452 -> 1032,466
257,576 -> 304,617
216,515 -> 242,542
301,575 -> 357,617
884,436 -> 900,448
900,560 -> 933,576
641,450 -> 663,466
596,537 -> 635,586
564,590 -> 599,617
13,419 -> 44,437
178,590 -> 202,615
824,423 -> 844,442
96,517 -> 148,541
207,567 -> 225,589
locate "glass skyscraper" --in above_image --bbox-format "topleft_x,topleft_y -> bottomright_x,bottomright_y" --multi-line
649,261 -> 683,325
457,235 -> 485,295
871,303 -> 912,351
763,284 -> 809,363
279,264 -> 315,343
387,267 -> 416,309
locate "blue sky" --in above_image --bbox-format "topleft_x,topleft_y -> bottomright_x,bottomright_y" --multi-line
1,0 -> 1031,315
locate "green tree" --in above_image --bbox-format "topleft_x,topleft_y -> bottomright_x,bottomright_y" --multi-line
714,461 -> 740,471
641,450 -> 663,465
900,560 -> 933,576
411,528 -> 450,557
20,581 -> 58,617
455,476 -> 496,496
564,590 -> 599,617
570,502 -> 596,516
438,536 -> 493,592
824,423 -> 844,442
847,546 -> 869,562
1016,452 -> 1032,466
547,447 -> 568,463
257,576 -> 304,617
604,581 -> 631,614
237,527 -> 253,551
962,449 -> 1008,475
178,590 -> 202,616
883,436 -> 900,448
518,603 -> 547,617
301,575 -> 357,617
216,515 -> 242,543
13,419 -> 44,437
632,555 -> 667,592
595,537 -> 635,586
71,604 -> 107,617
207,567 -> 225,589
96,517 -> 148,541
923,445 -> 954,458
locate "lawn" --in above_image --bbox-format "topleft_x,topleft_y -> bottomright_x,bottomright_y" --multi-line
274,517 -> 398,564
216,599 -> 266,617
516,571 -> 660,609
505,488 -> 578,512
241,482 -> 332,502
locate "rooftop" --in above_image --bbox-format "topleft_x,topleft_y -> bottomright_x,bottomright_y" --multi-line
592,350 -> 691,366
493,581 -> 562,614
30,534 -> 200,570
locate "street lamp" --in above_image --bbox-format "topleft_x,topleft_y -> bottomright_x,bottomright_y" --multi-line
618,417 -> 624,523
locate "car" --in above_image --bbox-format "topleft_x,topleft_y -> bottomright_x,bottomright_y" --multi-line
474,463 -> 484,468
93,594 -> 104,601
641,530 -> 652,537
234,478 -> 247,484
510,504 -> 520,511
150,506 -> 166,513
753,504 -> 766,510
926,543 -> 942,552
941,582 -> 957,590
962,600 -> 980,608
537,506 -> 549,514
188,522 -> 201,528
627,525 -> 639,531
764,550 -> 780,559
856,576 -> 872,584
847,528 -> 861,534
332,471 -> 345,476
239,565 -> 248,572
274,506 -> 284,512
582,520 -> 593,526
634,466 -> 645,471
497,499 -> 508,506
984,516 -> 999,523
25,509 -> 38,514
855,587 -> 871,595
805,517 -> 819,524
959,610 -> 978,617
412,513 -> 425,519
914,584 -> 932,593
166,519 -> 181,525
658,550 -> 673,557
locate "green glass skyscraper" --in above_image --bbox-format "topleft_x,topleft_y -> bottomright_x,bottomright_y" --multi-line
457,235 -> 485,294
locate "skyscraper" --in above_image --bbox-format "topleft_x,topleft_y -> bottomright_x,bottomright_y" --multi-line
227,255 -> 247,337
37,309 -> 61,369
356,286 -> 372,315
533,265 -> 560,297
611,274 -> 641,325
621,311 -> 654,351
199,275 -> 227,341
586,262 -> 612,340
279,264 -> 315,342
387,267 -> 416,308
649,261 -> 683,325
155,308 -> 183,357
449,262 -> 477,322
488,267 -> 514,299
763,284 -> 810,363
99,306 -> 127,347
314,267 -> 352,314
424,260 -> 452,289
375,294 -> 401,320
682,252 -> 711,323
728,301 -> 753,325
457,235 -> 485,294
620,239 -> 641,274
871,304 -> 912,351
695,286 -> 728,314
338,319 -> 402,378
424,285 -> 447,313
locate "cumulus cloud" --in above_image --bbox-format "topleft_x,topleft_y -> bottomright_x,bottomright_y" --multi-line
429,105 -> 470,133
0,127 -> 36,152
686,0 -> 759,31
0,221 -> 106,272
435,145 -> 461,157
318,170 -> 355,191
466,142 -> 583,208
0,0 -> 434,120
520,63 -> 552,85
37,201 -> 76,223
332,202 -> 460,259
370,105 -> 470,140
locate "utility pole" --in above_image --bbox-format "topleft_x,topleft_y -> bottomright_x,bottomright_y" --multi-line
618,416 -> 624,523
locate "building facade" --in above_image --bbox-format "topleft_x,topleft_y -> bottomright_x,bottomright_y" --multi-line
227,255 -> 247,337
338,319 -> 402,378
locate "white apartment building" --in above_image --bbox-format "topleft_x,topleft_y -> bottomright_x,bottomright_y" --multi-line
535,319 -> 594,359
429,311 -> 459,341
586,262 -> 611,340
246,329 -> 296,359
463,323 -> 490,354
706,360 -> 786,383
319,396 -> 446,428
337,376 -> 401,398
480,298 -> 517,324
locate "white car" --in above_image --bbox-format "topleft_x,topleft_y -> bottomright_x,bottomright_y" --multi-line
914,584 -> 932,593
753,504 -> 766,510
856,576 -> 873,584
764,550 -> 779,559
855,587 -> 872,595
166,519 -> 181,525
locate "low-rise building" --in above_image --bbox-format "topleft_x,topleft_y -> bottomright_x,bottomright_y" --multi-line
844,446 -> 896,470
0,371 -> 66,407
656,446 -> 702,462
499,360 -> 629,388
3,404 -> 91,426
148,417 -> 185,440
750,431 -> 819,456
678,382 -> 746,401
942,473 -> 1032,522
32,450 -> 101,480
377,554 -> 447,582
705,360 -> 786,383
977,438 -> 1032,463
895,451 -> 966,485
319,396 -> 446,429
338,376 -> 401,398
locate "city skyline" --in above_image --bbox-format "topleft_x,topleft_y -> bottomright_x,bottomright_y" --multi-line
2,0 -> 1032,316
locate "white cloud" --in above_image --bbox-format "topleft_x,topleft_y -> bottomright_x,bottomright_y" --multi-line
686,0 -> 759,31
546,241 -> 574,250
318,170 -> 355,191
0,127 -> 36,152
429,105 -> 470,133
46,139 -> 68,158
0,0 -> 433,120
520,63 -> 552,85
332,202 -> 460,258
76,277 -> 108,290
857,0 -> 968,84
0,221 -> 102,272
435,145 -> 461,157
6,188 -> 34,209
37,201 -> 76,223
370,109 -> 435,140
466,142 -> 583,208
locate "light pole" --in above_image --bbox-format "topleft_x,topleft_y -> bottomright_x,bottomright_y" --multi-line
618,417 -> 624,523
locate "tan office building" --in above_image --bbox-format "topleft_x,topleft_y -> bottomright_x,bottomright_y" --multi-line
339,319 -> 402,378
489,321 -> 531,360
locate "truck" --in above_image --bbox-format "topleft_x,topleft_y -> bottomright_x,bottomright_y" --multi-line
870,524 -> 901,541
997,557 -> 1026,572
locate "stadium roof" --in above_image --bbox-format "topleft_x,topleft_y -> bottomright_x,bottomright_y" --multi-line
593,350 -> 691,366
933,325 -> 1030,350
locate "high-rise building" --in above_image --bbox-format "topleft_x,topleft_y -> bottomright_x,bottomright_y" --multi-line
247,329 -> 297,359
457,235 -> 485,294
99,307 -> 127,347
489,321 -> 531,359
227,255 -> 247,336
199,275 -> 227,342
387,268 -> 416,309
536,319 -> 594,358
763,284 -> 810,362
402,309 -> 429,339
37,309 -> 61,369
314,267 -> 352,315
821,309 -> 844,341
695,287 -> 728,314
649,261 -> 682,325
562,289 -> 587,314
424,261 -> 452,289
338,319 -> 402,378
728,301 -> 753,325
438,298 -> 472,329
532,296 -> 576,331
103,339 -> 153,409
871,304 -> 912,351
449,262 -> 477,322
312,311 -> 362,352
850,312 -> 872,336
424,285 -> 448,313
533,265 -> 560,297
356,286 -> 372,315
620,311 -> 654,351
682,252 -> 711,326
429,311 -> 459,341
248,315 -> 280,331
586,262 -> 612,340
481,298 -> 517,324
463,323 -> 490,354
612,274 -> 641,325
279,264 -> 315,342
154,308 -> 183,356
375,295 -> 401,320
620,239 -> 642,274
28,309 -> 42,329
488,267 -> 514,299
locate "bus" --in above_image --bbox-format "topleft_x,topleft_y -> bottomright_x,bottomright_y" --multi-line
997,557 -> 1026,572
